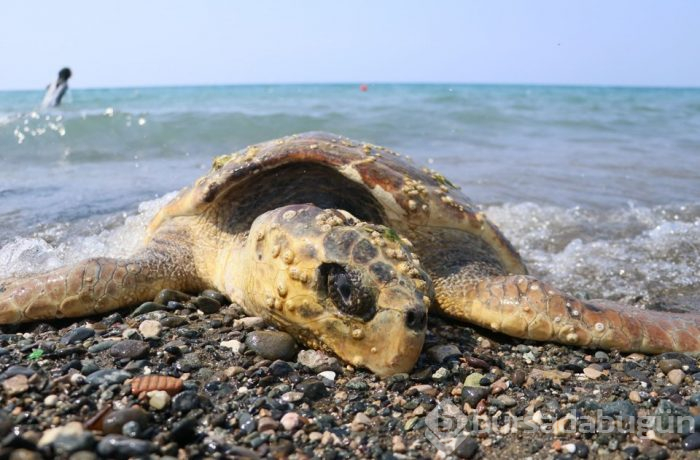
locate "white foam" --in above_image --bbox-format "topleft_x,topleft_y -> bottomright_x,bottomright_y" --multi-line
0,192 -> 176,279
487,202 -> 700,304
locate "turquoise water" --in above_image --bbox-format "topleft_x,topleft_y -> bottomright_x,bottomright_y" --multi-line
1,84 -> 699,308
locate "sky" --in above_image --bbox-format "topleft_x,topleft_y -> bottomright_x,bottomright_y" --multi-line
1,1 -> 699,90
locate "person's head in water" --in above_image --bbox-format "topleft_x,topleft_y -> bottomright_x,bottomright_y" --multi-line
58,68 -> 72,83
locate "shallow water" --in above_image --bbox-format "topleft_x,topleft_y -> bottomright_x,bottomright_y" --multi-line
1,84 -> 699,309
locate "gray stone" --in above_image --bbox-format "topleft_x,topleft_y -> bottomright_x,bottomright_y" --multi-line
86,369 -> 131,386
192,296 -> 221,314
60,327 -> 95,345
245,330 -> 298,361
601,400 -> 636,418
297,349 -> 339,371
87,341 -> 116,354
0,365 -> 35,381
455,438 -> 479,459
109,340 -> 149,360
130,301 -> 166,317
154,289 -> 191,305
103,408 -> 149,435
53,432 -> 96,454
346,378 -> 369,391
97,435 -> 155,458
659,359 -> 683,374
683,432 -> 700,451
201,289 -> 229,305
462,386 -> 489,407
427,344 -> 461,363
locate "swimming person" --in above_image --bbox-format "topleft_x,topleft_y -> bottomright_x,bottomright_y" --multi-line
42,67 -> 72,108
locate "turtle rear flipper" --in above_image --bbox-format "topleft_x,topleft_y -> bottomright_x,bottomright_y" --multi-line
0,244 -> 203,324
434,274 -> 700,353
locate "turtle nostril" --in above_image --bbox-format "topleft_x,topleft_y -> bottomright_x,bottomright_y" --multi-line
405,307 -> 426,331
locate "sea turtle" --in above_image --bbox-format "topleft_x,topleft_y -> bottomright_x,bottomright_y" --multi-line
1,132 -> 699,376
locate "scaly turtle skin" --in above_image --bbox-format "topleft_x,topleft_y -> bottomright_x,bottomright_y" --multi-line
1,132 -> 699,376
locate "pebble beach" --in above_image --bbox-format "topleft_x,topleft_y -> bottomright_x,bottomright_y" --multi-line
2,288 -> 700,459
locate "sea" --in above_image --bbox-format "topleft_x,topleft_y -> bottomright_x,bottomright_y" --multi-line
1,84 -> 699,310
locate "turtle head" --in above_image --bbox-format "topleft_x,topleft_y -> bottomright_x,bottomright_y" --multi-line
241,204 -> 432,377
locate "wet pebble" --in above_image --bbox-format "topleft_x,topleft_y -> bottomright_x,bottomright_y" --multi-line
130,301 -> 166,317
102,408 -> 149,435
86,369 -> 131,386
154,289 -> 191,305
462,386 -> 490,407
121,421 -> 141,438
171,417 -> 198,444
97,435 -> 155,458
109,340 -> 149,360
346,377 -> 369,391
192,296 -> 221,314
176,352 -> 202,372
455,438 -> 479,458
495,395 -> 517,408
60,327 -> 95,345
159,315 -> 188,328
235,316 -> 265,329
172,390 -> 202,413
683,432 -> 700,451
200,289 -> 229,305
257,416 -> 279,432
0,365 -> 36,380
297,379 -> 327,400
269,359 -> 294,377
87,341 -> 116,354
602,400 -> 636,418
427,344 -> 461,363
658,358 -> 682,374
245,330 -> 298,360
281,391 -> 304,403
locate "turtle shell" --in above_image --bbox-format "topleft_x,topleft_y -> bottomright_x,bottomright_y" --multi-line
148,132 -> 526,276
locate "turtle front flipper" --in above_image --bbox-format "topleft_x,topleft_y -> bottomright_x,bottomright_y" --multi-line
434,274 -> 700,353
0,244 -> 203,324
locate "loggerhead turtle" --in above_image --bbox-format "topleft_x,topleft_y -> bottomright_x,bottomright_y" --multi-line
1,132 -> 699,377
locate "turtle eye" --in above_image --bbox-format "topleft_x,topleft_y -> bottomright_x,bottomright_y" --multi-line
321,263 -> 376,321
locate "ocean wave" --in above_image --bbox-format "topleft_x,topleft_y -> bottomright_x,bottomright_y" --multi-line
0,193 -> 175,279
487,202 -> 700,307
1,194 -> 698,312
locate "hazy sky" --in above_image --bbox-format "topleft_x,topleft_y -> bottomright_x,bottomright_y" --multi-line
1,1 -> 698,90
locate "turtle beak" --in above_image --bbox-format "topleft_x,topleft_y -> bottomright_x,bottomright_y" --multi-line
324,309 -> 425,377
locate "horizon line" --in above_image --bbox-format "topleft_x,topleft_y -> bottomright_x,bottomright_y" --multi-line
2,81 -> 699,93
